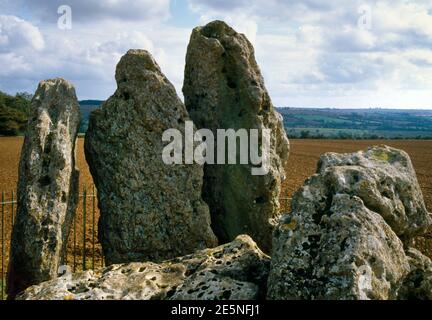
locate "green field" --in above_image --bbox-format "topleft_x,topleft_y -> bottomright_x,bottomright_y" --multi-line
2,90 -> 432,140
278,108 -> 432,139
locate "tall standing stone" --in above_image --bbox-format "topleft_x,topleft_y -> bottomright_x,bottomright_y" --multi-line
7,78 -> 80,299
183,21 -> 290,252
85,49 -> 217,265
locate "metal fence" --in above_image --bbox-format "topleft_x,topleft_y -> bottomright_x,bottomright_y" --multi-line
0,190 -> 292,300
0,185 -> 104,300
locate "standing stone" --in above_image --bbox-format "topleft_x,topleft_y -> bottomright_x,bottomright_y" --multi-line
183,20 -> 290,252
268,146 -> 432,300
85,49 -> 217,265
7,78 -> 80,299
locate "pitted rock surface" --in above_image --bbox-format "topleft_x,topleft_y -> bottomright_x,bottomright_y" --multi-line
183,21 -> 290,252
8,78 -> 80,299
18,235 -> 269,300
85,49 -> 217,265
268,146 -> 432,300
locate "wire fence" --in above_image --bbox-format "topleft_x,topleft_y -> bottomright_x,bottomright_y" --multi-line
0,189 -> 292,300
0,185 -> 104,300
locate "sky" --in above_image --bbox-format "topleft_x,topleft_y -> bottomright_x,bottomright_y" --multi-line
0,0 -> 431,109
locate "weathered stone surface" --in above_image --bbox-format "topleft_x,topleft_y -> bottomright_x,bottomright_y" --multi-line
268,146 -> 432,300
85,49 -> 217,265
183,20 -> 290,252
398,248 -> 432,300
268,194 -> 410,300
8,78 -> 80,299
18,235 -> 270,300
317,145 -> 432,239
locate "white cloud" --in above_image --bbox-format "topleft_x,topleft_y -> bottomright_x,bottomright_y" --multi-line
0,52 -> 31,75
373,2 -> 432,37
20,0 -> 171,22
0,1 -> 431,108
0,13 -> 189,99
188,0 -> 432,108
0,15 -> 45,52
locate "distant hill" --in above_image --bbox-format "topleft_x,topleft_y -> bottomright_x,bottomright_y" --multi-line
277,107 -> 432,139
79,100 -> 104,105
78,100 -> 103,133
0,93 -> 102,135
2,93 -> 431,139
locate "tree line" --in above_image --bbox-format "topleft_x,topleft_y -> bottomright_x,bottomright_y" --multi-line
0,91 -> 32,136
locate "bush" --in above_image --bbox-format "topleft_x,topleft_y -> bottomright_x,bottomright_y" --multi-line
0,91 -> 31,136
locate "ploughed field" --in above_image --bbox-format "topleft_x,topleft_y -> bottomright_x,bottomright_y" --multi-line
0,137 -> 431,278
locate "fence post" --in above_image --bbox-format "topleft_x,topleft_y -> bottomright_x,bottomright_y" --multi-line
64,239 -> 68,267
11,190 -> 14,227
82,186 -> 87,271
1,191 -> 4,300
73,214 -> 76,273
92,185 -> 95,270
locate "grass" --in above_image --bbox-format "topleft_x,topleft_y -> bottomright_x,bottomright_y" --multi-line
286,127 -> 432,139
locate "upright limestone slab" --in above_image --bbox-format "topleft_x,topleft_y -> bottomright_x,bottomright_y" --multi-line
8,78 -> 80,298
85,49 -> 217,265
183,21 -> 290,252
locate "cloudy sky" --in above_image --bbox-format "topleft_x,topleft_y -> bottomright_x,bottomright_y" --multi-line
0,0 -> 431,108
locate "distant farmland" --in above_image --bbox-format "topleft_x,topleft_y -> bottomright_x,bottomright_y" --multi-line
1,137 -> 431,216
278,108 -> 432,139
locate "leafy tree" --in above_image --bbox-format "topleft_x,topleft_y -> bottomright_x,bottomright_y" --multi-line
300,130 -> 310,139
0,91 -> 31,136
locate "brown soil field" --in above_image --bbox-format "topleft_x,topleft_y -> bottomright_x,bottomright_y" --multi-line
1,137 -> 431,294
282,139 -> 432,211
0,136 -> 104,288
